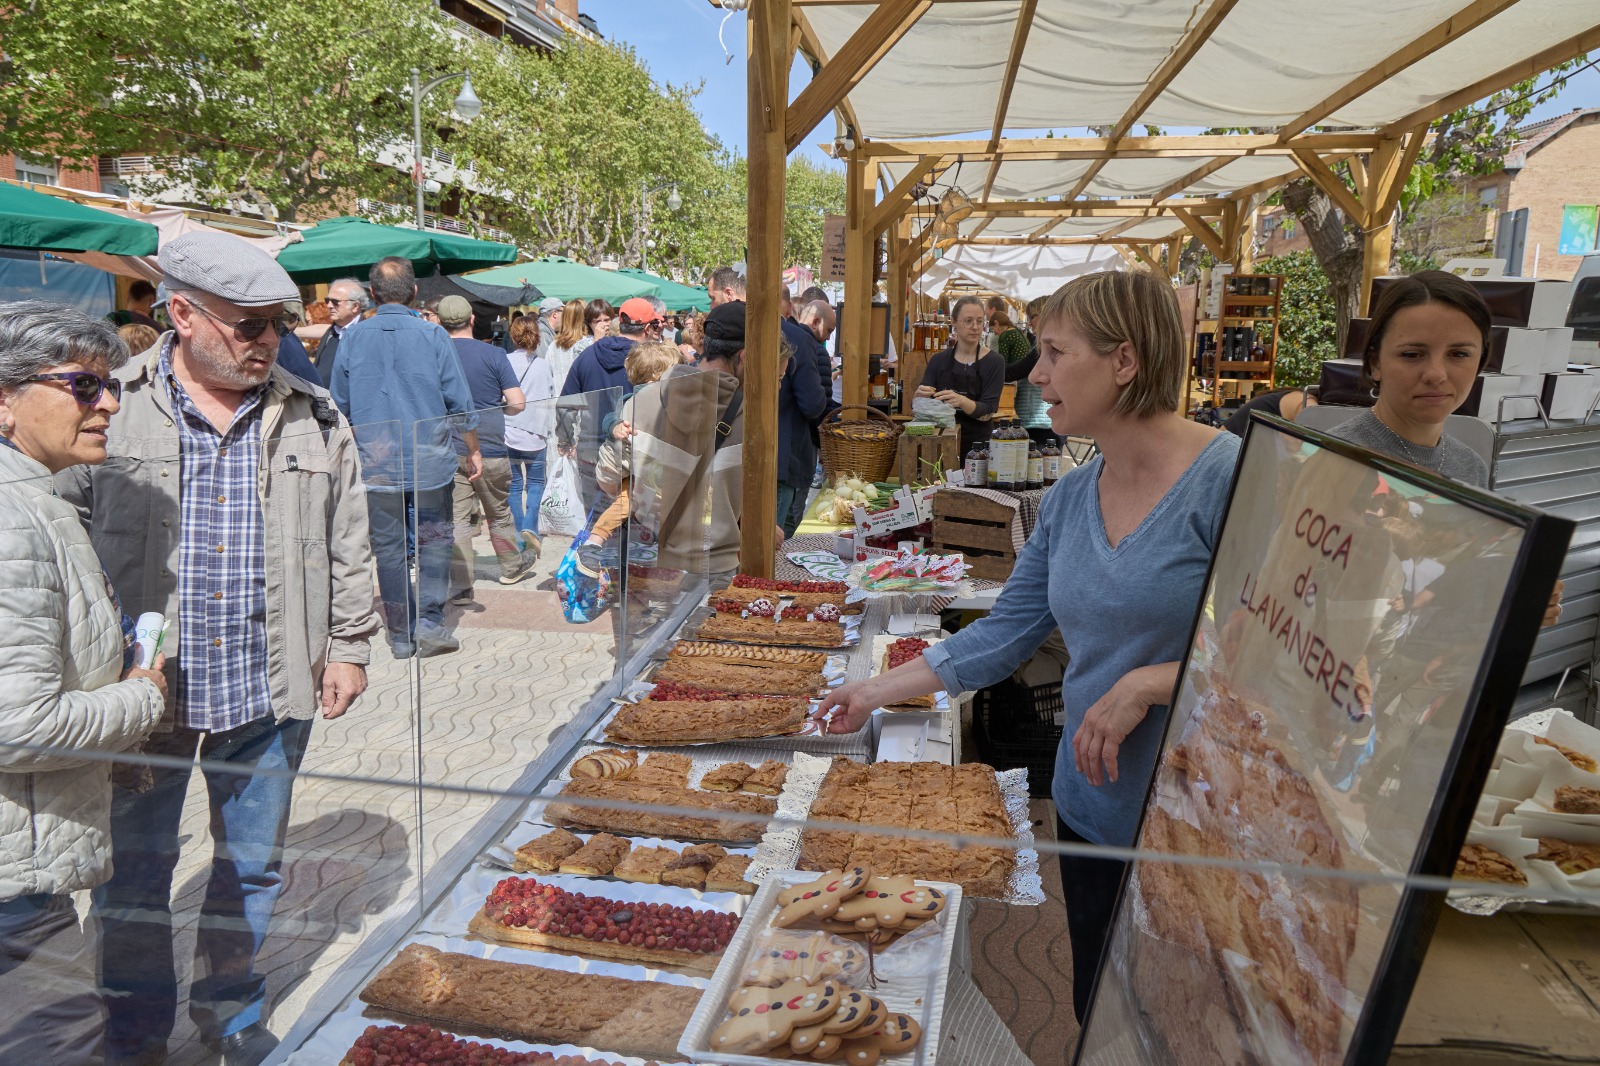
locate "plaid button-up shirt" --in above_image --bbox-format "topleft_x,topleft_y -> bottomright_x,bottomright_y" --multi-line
161,341 -> 272,732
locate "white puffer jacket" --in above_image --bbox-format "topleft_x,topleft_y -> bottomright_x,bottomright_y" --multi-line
0,444 -> 164,899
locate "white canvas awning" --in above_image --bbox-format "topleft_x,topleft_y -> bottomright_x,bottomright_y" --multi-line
914,242 -> 1127,301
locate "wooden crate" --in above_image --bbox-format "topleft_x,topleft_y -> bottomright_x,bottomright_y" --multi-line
931,489 -> 1017,581
896,427 -> 961,486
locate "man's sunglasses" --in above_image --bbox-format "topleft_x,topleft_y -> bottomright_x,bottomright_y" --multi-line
182,297 -> 298,341
28,371 -> 122,406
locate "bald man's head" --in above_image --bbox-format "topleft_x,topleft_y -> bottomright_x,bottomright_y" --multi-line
799,299 -> 837,342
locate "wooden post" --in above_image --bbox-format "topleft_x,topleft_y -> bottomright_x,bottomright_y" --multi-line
887,230 -> 909,365
1234,198 -> 1258,274
739,0 -> 791,578
1360,220 -> 1395,316
841,152 -> 876,410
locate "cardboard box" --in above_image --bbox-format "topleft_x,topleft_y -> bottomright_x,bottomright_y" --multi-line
1544,371 -> 1600,420
852,485 -> 937,537
1392,908 -> 1600,1064
1465,373 -> 1543,423
1484,327 -> 1548,376
1542,327 -> 1576,374
1373,275 -> 1572,329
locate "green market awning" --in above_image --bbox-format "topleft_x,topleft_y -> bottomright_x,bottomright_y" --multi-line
615,267 -> 709,312
275,216 -> 516,284
463,256 -> 657,305
0,182 -> 159,256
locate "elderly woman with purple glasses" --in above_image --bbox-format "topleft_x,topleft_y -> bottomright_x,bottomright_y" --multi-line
0,300 -> 167,1065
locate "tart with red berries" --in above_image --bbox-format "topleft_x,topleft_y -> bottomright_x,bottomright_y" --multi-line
467,876 -> 740,975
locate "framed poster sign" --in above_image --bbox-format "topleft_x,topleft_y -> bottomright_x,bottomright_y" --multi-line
1075,415 -> 1572,1066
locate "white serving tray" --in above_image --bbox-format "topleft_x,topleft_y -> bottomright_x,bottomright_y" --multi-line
676,870 -> 961,1066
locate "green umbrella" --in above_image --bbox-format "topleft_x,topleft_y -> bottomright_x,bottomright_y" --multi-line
275,216 -> 516,284
615,267 -> 710,312
0,183 -> 158,256
463,255 -> 657,304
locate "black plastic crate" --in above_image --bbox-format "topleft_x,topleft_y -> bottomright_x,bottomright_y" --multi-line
972,677 -> 1063,799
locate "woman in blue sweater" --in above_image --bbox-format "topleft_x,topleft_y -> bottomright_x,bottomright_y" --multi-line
819,270 -> 1241,1021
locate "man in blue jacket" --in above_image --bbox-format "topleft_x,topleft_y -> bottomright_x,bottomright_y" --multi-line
328,256 -> 481,658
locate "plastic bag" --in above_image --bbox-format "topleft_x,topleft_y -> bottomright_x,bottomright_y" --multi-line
553,540 -> 614,623
539,452 -> 586,538
741,929 -> 873,987
911,395 -> 957,428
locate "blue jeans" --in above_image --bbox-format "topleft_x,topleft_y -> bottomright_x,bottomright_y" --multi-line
776,481 -> 809,539
506,447 -> 547,535
94,715 -> 312,1055
365,483 -> 453,637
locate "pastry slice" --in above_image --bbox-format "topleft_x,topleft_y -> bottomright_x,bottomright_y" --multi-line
1535,735 -> 1599,773
744,760 -> 789,796
570,748 -> 638,780
706,854 -> 757,894
701,762 -> 755,792
1553,784 -> 1600,815
1534,837 -> 1600,875
512,827 -> 585,873
1454,843 -> 1528,886
629,752 -> 693,788
559,833 -> 631,876
613,845 -> 678,885
661,843 -> 729,889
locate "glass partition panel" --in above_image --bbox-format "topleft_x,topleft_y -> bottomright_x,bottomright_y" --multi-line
408,387 -> 622,899
619,363 -> 726,667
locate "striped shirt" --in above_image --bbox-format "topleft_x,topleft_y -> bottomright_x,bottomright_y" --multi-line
161,341 -> 272,732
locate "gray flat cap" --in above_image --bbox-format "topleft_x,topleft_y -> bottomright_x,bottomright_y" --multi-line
539,296 -> 564,313
158,229 -> 300,307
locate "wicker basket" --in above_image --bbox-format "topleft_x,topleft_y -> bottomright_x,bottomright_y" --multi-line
819,405 -> 901,483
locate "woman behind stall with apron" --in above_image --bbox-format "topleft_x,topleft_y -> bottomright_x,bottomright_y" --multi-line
918,295 -> 1006,454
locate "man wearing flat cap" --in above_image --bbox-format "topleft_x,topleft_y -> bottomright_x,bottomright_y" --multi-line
57,229 -> 380,1066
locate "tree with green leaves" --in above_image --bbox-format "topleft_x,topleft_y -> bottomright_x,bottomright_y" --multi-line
2,0 -> 459,222
1281,58 -> 1589,349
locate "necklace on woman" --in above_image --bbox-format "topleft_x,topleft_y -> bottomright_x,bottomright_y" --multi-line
1374,411 -> 1433,469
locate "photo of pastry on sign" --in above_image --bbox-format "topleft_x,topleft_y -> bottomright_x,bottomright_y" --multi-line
1077,419 -> 1570,1066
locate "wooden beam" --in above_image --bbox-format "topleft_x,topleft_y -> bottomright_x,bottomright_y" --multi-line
1171,207 -> 1227,261
867,155 -> 950,234
741,0 -> 791,578
1110,0 -> 1240,142
971,199 -> 1221,216
842,153 -> 878,410
1111,246 -> 1142,270
1380,24 -> 1600,137
1130,245 -> 1163,271
784,0 -> 932,154
1291,149 -> 1369,227
1280,0 -> 1525,140
790,8 -> 865,140
1360,224 -> 1395,316
1346,154 -> 1369,201
1370,125 -> 1430,227
1151,155 -> 1237,203
1031,214 -> 1151,242
981,0 -> 1040,199
861,132 -> 1380,160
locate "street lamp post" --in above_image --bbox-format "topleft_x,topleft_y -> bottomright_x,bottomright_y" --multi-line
411,67 -> 482,230
639,180 -> 682,272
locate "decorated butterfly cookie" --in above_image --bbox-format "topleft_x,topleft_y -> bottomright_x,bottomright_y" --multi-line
711,979 -> 841,1054
774,867 -> 870,927
832,874 -> 947,930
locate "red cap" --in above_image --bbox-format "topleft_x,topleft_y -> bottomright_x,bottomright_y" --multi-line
619,297 -> 662,324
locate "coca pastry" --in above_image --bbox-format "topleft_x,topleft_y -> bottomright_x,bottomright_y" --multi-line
668,640 -> 828,670
743,760 -> 789,796
1534,837 -> 1600,875
878,637 -> 937,709
1130,682 -> 1358,1066
546,764 -> 777,843
604,698 -> 809,745
701,762 -> 755,792
513,828 -> 585,874
612,845 -> 678,885
651,658 -> 824,696
1552,784 -> 1600,815
468,876 -> 739,974
338,1023 -> 637,1066
557,833 -> 631,877
716,584 -> 862,614
706,854 -> 757,894
1534,735 -> 1598,773
1454,843 -> 1528,886
798,760 -> 1015,898
661,843 -> 729,889
358,943 -> 699,1060
695,610 -> 847,648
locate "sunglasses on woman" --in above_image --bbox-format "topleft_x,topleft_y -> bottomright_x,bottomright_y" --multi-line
28,371 -> 123,405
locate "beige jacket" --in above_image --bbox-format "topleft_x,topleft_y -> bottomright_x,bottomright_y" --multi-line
0,444 -> 164,897
56,340 -> 381,729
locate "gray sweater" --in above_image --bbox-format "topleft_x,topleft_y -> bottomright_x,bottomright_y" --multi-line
1328,409 -> 1489,489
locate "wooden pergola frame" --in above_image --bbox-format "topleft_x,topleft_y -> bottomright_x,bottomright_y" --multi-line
736,0 -> 1595,577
